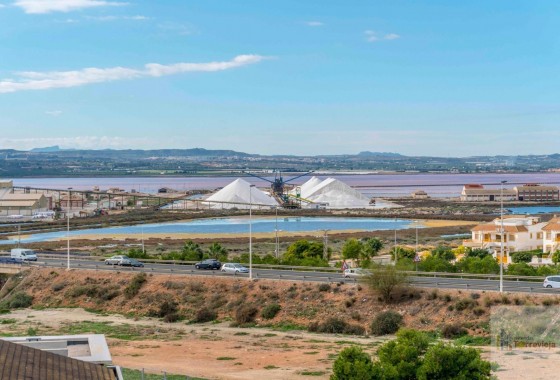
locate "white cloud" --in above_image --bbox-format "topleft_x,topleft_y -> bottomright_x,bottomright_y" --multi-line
0,136 -> 147,150
86,14 -> 147,21
157,22 -> 194,36
364,30 -> 400,42
0,55 -> 266,94
45,110 -> 62,116
13,0 -> 127,14
306,21 -> 324,27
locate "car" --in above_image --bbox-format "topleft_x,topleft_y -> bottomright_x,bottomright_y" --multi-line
104,255 -> 130,266
122,258 -> 145,267
221,263 -> 249,274
195,259 -> 222,270
343,268 -> 371,278
543,276 -> 560,289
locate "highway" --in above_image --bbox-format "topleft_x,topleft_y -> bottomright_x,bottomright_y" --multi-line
29,257 -> 560,295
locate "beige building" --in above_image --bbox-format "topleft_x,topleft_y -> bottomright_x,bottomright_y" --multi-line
464,216 -> 546,263
411,190 -> 429,199
543,217 -> 560,254
0,193 -> 49,216
60,194 -> 86,209
460,184 -> 516,202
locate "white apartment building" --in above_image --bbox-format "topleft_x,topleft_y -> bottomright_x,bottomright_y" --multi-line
465,216 -> 546,263
543,217 -> 560,254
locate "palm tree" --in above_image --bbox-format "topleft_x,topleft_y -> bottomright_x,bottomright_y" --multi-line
207,242 -> 228,261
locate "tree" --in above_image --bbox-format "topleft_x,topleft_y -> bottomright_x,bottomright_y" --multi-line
431,246 -> 455,261
282,240 -> 327,266
363,237 -> 384,257
456,255 -> 499,274
330,346 -> 376,380
373,329 -> 430,379
511,251 -> 533,263
418,256 -> 456,273
364,264 -> 408,303
181,240 -> 203,261
467,248 -> 491,259
553,251 -> 560,264
207,242 -> 228,261
417,343 -> 491,380
506,262 -> 537,276
393,246 -> 416,260
342,239 -> 364,263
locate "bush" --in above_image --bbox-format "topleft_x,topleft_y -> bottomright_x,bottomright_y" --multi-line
8,292 -> 33,309
331,346 -> 375,380
308,318 -> 365,336
261,304 -> 281,320
235,304 -> 259,325
364,264 -> 408,303
370,311 -> 403,336
318,283 -> 331,292
455,298 -> 477,311
511,251 -> 533,263
417,342 -> 491,380
193,308 -> 217,323
441,323 -> 467,339
124,273 -> 147,299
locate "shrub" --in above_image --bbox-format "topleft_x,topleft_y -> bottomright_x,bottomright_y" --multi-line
364,264 -> 409,303
331,346 -> 375,380
511,251 -> 533,263
370,311 -> 403,336
193,308 -> 217,323
441,323 -> 467,339
261,304 -> 281,320
235,304 -> 259,325
426,290 -> 438,300
473,306 -> 486,316
124,273 -> 147,299
8,292 -> 33,309
318,283 -> 331,292
455,298 -> 477,311
308,318 -> 364,336
417,342 -> 491,380
51,282 -> 67,292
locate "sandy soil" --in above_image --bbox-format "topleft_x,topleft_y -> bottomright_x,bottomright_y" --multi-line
2,308 -> 384,379
1,308 -> 555,379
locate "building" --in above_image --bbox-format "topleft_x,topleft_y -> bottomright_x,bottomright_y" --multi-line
514,184 -> 560,201
0,193 -> 50,216
0,180 -> 13,198
464,216 -> 546,263
543,217 -> 560,254
60,194 -> 86,209
460,184 -> 517,202
411,190 -> 429,199
0,334 -> 121,379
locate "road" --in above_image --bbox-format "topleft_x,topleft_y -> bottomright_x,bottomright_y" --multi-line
29,257 -> 560,295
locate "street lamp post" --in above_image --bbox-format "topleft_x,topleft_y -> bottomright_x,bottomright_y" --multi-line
322,229 -> 330,261
415,220 -> 419,271
275,206 -> 280,259
249,185 -> 255,280
394,218 -> 398,264
500,180 -> 507,293
66,212 -> 70,270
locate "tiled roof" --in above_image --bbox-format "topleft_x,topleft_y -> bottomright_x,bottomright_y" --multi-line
471,224 -> 528,233
0,339 -> 115,380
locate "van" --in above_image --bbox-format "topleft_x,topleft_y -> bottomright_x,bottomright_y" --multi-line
11,248 -> 38,261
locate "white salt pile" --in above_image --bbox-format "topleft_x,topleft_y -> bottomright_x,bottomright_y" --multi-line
301,177 -> 372,208
204,178 -> 278,209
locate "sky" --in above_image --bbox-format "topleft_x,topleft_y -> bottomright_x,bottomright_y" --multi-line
0,0 -> 559,156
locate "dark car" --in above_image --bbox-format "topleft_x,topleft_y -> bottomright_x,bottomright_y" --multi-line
195,259 -> 222,270
123,258 -> 145,267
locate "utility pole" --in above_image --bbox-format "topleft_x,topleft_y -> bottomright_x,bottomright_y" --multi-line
500,180 -> 507,293
249,185 -> 255,280
322,229 -> 330,260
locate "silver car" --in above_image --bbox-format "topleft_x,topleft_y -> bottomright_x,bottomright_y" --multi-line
543,276 -> 560,289
104,255 -> 129,266
343,268 -> 371,278
221,263 -> 249,274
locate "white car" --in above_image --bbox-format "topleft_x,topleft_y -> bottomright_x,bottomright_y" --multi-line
543,276 -> 560,289
221,263 -> 249,274
343,268 -> 371,278
104,255 -> 130,266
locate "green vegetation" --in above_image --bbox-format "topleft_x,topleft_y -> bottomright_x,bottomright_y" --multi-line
60,321 -> 159,340
363,264 -> 408,303
331,329 -> 491,380
261,303 -> 281,320
124,272 -> 147,299
0,292 -> 33,312
370,311 -> 403,336
308,317 -> 365,336
121,368 -> 205,380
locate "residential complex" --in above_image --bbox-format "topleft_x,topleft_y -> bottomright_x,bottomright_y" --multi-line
464,216 -> 560,263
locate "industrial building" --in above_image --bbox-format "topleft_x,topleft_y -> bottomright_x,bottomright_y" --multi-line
460,184 -> 516,202
513,184 -> 560,201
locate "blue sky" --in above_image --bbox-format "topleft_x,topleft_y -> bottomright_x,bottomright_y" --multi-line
0,0 -> 559,156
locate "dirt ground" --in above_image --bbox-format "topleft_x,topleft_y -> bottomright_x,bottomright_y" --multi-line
1,308 -> 556,379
